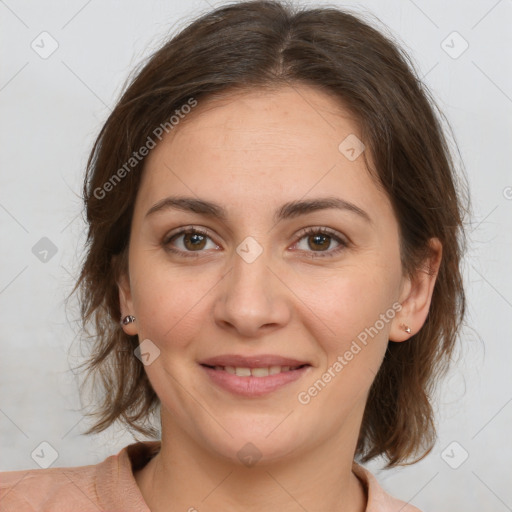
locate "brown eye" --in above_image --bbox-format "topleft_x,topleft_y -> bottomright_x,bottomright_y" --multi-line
163,227 -> 218,257
293,227 -> 348,258
182,232 -> 207,251
307,233 -> 331,251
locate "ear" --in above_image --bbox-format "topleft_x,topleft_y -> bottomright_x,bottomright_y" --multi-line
115,254 -> 138,336
389,237 -> 442,342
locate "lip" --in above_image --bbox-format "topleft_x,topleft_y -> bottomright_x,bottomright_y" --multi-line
199,354 -> 312,397
200,365 -> 310,397
199,354 -> 310,368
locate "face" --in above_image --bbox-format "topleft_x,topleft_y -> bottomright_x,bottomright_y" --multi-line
119,84 -> 432,465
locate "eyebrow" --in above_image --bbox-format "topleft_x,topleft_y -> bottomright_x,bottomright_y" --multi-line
145,195 -> 372,224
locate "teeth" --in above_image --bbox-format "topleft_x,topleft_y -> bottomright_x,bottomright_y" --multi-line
251,367 -> 269,377
269,365 -> 281,375
213,365 -> 302,377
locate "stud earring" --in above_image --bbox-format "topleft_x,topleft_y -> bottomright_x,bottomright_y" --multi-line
400,323 -> 411,334
121,315 -> 136,325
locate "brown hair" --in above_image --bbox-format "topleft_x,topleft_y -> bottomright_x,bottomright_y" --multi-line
71,0 -> 468,468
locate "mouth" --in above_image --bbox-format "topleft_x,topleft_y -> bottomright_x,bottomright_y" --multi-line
198,355 -> 312,397
200,363 -> 309,377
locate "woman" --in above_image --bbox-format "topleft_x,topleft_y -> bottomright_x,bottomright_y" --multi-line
0,1 -> 467,510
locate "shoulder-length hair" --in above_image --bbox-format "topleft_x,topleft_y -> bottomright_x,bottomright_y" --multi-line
71,0 -> 468,468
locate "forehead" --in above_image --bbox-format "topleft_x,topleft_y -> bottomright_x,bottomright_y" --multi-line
164,84 -> 363,156
136,84 -> 389,224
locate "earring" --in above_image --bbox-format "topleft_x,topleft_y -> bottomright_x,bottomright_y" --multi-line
400,323 -> 411,334
121,315 -> 136,325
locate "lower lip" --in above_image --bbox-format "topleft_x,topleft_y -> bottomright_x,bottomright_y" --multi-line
200,365 -> 310,397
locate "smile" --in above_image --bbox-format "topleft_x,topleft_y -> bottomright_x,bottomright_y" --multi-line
200,363 -> 311,397
203,364 -> 307,377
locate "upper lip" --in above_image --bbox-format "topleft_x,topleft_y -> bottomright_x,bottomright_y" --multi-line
199,354 -> 310,368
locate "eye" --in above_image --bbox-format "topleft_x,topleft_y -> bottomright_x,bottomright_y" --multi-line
162,226 -> 348,259
292,227 -> 348,258
163,227 -> 219,257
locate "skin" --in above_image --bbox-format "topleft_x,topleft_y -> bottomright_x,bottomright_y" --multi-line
118,84 -> 442,512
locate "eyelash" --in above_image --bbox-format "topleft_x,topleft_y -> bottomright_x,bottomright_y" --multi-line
162,226 -> 348,259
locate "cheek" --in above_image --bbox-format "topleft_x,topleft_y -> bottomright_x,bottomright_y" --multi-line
130,261 -> 218,349
289,269 -> 400,440
302,266 -> 399,365
294,273 -> 397,417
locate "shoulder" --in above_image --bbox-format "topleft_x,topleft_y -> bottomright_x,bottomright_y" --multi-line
352,462 -> 423,512
0,463 -> 98,511
0,441 -> 159,512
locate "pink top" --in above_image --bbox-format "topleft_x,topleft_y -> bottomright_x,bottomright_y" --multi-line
0,441 -> 422,511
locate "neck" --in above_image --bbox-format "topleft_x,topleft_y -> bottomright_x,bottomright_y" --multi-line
135,416 -> 367,512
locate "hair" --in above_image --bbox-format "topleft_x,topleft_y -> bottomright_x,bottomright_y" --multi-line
71,0 -> 468,468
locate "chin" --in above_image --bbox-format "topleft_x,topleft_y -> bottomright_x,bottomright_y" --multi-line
199,420 -> 310,467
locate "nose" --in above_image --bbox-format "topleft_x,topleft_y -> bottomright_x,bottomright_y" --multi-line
213,244 -> 292,339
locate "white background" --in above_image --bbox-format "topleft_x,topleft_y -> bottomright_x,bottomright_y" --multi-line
0,0 -> 511,510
